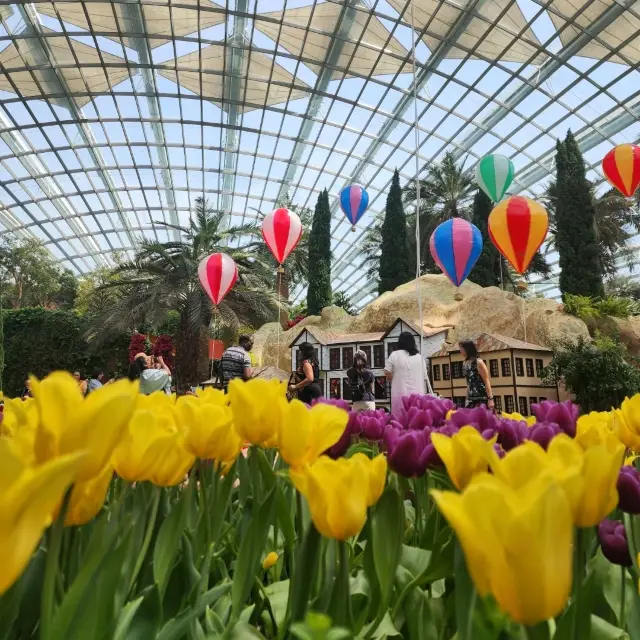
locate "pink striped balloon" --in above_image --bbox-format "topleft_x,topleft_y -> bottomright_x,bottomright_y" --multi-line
429,218 -> 483,287
198,253 -> 238,305
262,207 -> 303,265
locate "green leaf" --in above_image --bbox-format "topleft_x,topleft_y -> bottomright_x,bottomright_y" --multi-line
112,597 -> 144,640
591,615 -> 629,639
153,491 -> 188,595
328,541 -> 353,629
524,622 -> 551,640
156,581 -> 232,640
230,486 -> 276,621
371,489 -> 405,612
120,585 -> 162,640
403,586 -> 441,640
361,611 -> 403,639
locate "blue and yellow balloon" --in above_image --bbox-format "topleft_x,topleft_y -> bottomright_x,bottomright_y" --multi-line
340,184 -> 369,231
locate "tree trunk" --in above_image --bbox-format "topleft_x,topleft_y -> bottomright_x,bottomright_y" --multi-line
174,310 -> 209,390
276,270 -> 289,328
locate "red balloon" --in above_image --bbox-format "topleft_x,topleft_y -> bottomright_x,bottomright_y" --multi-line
261,208 -> 303,264
198,253 -> 238,305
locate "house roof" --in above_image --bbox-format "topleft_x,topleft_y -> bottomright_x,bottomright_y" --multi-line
432,332 -> 551,357
289,317 -> 450,348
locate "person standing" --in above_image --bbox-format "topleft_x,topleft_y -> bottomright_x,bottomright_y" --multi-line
384,332 -> 427,416
289,342 -> 322,404
73,371 -> 87,395
86,369 -> 105,395
459,339 -> 494,410
346,350 -> 375,411
220,334 -> 254,391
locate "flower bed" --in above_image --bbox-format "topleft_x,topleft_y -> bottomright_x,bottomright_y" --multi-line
0,373 -> 639,639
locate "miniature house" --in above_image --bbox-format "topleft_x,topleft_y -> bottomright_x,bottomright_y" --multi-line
430,333 -> 559,414
289,317 -> 448,410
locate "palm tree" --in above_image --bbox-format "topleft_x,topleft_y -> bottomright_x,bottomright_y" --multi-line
543,180 -> 640,276
93,197 -> 278,385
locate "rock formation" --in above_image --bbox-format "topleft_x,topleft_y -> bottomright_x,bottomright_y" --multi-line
253,274 -> 594,370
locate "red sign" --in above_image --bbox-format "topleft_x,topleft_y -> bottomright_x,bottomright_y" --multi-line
208,339 -> 224,360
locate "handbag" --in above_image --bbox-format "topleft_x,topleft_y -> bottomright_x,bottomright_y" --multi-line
287,370 -> 303,401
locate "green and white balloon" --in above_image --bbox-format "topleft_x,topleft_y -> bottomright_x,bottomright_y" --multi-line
475,154 -> 515,202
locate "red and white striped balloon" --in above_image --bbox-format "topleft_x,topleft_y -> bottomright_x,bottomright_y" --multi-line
261,207 -> 303,265
198,253 -> 238,305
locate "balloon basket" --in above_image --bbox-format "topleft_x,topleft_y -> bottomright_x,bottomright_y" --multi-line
351,225 -> 356,232
516,280 -> 528,292
454,291 -> 464,302
277,265 -> 285,274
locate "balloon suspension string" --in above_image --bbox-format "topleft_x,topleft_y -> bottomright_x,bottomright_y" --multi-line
522,295 -> 527,343
409,2 -> 432,395
277,267 -> 282,364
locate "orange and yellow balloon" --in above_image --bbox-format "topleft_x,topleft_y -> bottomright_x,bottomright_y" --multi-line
488,196 -> 549,275
602,144 -> 640,197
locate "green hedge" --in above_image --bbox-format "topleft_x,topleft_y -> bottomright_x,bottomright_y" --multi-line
2,307 -> 129,396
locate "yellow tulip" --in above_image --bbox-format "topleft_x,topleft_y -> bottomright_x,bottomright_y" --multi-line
575,411 -> 616,450
613,407 -> 640,452
290,454 -> 385,540
277,400 -> 348,467
30,372 -> 138,481
195,387 -> 229,405
65,464 -> 114,526
178,396 -> 242,464
112,409 -> 194,486
431,426 -> 498,490
617,394 -> 640,436
262,551 -> 278,570
0,440 -> 83,595
431,471 -> 573,625
1,397 -> 38,463
352,452 -> 387,506
501,411 -> 536,426
228,378 -> 287,446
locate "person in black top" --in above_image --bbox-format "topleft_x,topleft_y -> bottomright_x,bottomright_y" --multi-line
459,339 -> 494,410
289,342 -> 322,404
346,350 -> 375,411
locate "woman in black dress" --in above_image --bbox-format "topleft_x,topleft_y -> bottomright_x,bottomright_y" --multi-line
289,342 -> 322,404
459,339 -> 494,410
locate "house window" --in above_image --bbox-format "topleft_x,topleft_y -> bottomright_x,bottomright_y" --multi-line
536,359 -> 544,378
515,358 -> 524,376
539,396 -> 547,402
453,396 -> 466,408
526,358 -> 534,377
295,349 -> 302,370
342,378 -> 352,401
443,364 -> 451,380
489,359 -> 499,377
360,345 -> 372,366
329,378 -> 341,399
518,396 -> 529,416
504,395 -> 515,413
433,364 -> 441,381
501,358 -> 511,376
374,376 -> 388,400
342,347 -> 353,370
387,342 -> 397,356
529,397 -> 538,413
494,396 -> 502,413
373,344 -> 385,368
317,378 -> 325,396
329,348 -> 340,370
452,361 -> 463,379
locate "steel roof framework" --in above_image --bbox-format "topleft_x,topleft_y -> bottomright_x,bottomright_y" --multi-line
0,0 -> 637,301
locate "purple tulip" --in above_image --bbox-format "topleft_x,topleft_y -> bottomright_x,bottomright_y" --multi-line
400,394 -> 454,427
357,410 -> 388,441
598,519 -> 632,567
447,406 -> 499,433
531,400 -> 578,438
314,397 -> 351,412
528,422 -> 562,450
496,418 -> 529,451
493,443 -> 506,459
384,427 -> 437,477
618,466 -> 640,515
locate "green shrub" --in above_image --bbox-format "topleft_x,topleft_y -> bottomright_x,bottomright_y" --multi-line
543,334 -> 640,412
595,296 -> 639,318
2,307 -> 129,396
562,294 -> 599,319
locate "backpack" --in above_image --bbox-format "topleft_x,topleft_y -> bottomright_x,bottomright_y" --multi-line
349,371 -> 366,401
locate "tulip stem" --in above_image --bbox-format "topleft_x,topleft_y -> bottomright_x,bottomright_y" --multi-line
41,488 -> 71,640
620,565 -> 627,630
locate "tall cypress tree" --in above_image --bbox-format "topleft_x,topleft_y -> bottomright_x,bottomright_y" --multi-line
468,188 -> 500,287
555,131 -> 604,300
307,189 -> 332,315
379,169 -> 412,294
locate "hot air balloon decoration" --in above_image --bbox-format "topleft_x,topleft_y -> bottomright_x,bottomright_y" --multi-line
262,207 -> 303,272
339,184 -> 369,231
198,253 -> 238,305
475,153 -> 515,202
488,196 -> 549,274
602,144 -> 640,197
429,218 -> 483,292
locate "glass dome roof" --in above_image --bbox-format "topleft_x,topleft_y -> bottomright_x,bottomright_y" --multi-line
0,0 -> 639,308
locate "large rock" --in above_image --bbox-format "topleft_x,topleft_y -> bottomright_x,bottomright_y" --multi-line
253,275 -> 592,369
612,316 -> 640,356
